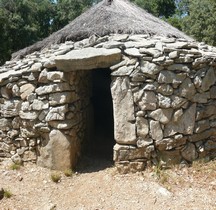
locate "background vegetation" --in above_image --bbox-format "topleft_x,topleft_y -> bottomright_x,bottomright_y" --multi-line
0,0 -> 215,64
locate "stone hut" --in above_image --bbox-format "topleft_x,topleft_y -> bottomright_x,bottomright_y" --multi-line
1,0 -> 216,172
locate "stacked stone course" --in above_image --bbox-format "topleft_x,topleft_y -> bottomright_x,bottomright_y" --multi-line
0,34 -> 216,171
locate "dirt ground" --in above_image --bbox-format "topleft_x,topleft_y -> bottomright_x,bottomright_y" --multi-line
0,157 -> 216,210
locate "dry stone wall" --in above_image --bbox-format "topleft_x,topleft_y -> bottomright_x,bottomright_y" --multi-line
0,33 -> 216,172
108,34 -> 216,172
0,42 -> 92,170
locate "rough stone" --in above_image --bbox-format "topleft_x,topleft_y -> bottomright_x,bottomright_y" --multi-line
0,100 -> 21,117
45,105 -> 68,121
178,78 -> 196,99
37,129 -> 78,170
168,64 -> 190,72
210,86 -> 216,99
137,137 -> 153,148
149,108 -> 173,124
47,71 -> 65,81
157,84 -> 173,96
35,83 -> 71,95
181,143 -> 198,162
195,120 -> 210,133
49,92 -> 78,106
158,94 -> 171,108
55,47 -> 121,71
158,71 -> 186,85
138,91 -> 157,111
164,103 -> 196,137
111,65 -> 134,76
31,99 -> 49,110
124,48 -> 142,57
201,67 -> 216,91
111,77 -> 136,144
140,61 -> 162,75
20,84 -> 36,100
150,120 -> 163,141
156,134 -> 187,150
136,117 -> 149,138
0,119 -> 12,131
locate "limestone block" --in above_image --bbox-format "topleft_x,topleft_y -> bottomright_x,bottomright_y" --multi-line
35,83 -> 71,95
137,137 -> 153,148
178,78 -> 196,99
157,84 -> 173,96
113,144 -> 154,161
139,48 -> 162,58
49,92 -> 78,106
168,64 -> 190,72
31,99 -> 49,110
149,108 -> 173,124
47,71 -> 65,81
189,128 -> 216,142
30,62 -> 42,72
138,91 -> 157,111
196,104 -> 216,121
19,111 -> 38,120
0,100 -> 21,117
173,109 -> 183,122
1,86 -> 12,99
158,71 -> 186,84
158,94 -> 171,108
195,120 -> 210,133
45,105 -> 68,121
201,67 -> 216,91
55,47 -> 121,71
111,65 -> 134,76
124,48 -> 142,57
156,134 -> 187,151
38,69 -> 48,83
20,84 -> 36,100
150,120 -> 163,141
37,129 -> 78,170
164,103 -> 196,137
210,86 -> 216,98
158,150 -> 182,165
181,143 -> 198,162
204,140 -> 216,151
43,58 -> 56,68
111,77 -> 136,145
0,119 -> 12,131
136,117 -> 149,138
171,95 -> 187,109
140,61 -> 163,75
192,92 -> 210,103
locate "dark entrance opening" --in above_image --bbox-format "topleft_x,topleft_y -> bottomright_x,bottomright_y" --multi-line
88,68 -> 115,161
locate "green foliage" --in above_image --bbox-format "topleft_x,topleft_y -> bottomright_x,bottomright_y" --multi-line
182,0 -> 216,46
9,163 -> 21,170
3,189 -> 13,198
131,0 -> 176,18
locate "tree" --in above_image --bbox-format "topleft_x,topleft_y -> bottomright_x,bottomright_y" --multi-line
0,0 -> 55,64
52,0 -> 93,31
131,0 -> 176,18
182,0 -> 216,46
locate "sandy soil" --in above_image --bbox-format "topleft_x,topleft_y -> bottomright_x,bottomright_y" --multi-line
0,157 -> 216,210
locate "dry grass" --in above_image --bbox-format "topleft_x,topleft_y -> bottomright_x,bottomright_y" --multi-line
149,159 -> 216,191
50,172 -> 61,183
12,0 -> 192,59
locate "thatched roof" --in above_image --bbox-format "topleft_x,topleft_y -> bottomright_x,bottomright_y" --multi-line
12,0 -> 192,59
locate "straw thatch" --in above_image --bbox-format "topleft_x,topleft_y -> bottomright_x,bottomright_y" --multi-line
12,0 -> 192,59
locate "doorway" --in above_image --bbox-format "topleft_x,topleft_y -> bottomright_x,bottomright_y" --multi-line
88,68 -> 115,161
